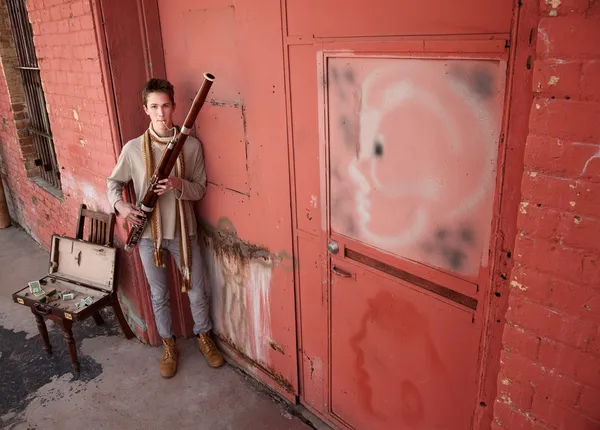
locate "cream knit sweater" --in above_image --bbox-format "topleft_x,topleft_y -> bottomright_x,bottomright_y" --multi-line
106,130 -> 207,240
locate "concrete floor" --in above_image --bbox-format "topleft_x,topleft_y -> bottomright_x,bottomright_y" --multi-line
0,225 -> 313,430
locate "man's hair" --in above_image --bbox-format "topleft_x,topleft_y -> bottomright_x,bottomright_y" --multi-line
142,78 -> 175,106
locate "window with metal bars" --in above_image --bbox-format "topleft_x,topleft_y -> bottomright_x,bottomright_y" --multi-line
6,0 -> 61,190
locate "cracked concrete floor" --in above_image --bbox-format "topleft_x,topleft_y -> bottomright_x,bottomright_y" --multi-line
0,225 -> 312,430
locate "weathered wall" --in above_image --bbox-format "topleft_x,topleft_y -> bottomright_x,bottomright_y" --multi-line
493,1 -> 600,429
0,0 -> 115,248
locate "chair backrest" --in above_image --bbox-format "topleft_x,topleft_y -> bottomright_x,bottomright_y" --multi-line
75,204 -> 115,247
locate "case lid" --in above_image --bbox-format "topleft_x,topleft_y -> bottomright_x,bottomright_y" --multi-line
49,234 -> 116,292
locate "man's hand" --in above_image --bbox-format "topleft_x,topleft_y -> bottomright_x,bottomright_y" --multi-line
115,201 -> 146,225
154,177 -> 182,195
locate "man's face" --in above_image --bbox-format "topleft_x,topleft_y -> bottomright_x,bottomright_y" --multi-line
143,92 -> 175,134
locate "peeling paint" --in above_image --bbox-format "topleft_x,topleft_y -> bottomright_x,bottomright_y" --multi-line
200,220 -> 294,366
60,172 -> 112,215
519,202 -> 529,214
269,341 -> 285,355
510,280 -> 527,291
214,332 -> 295,394
537,28 -> 551,52
198,216 -> 299,373
569,201 -> 576,207
581,147 -> 600,176
117,289 -> 147,333
548,76 -> 560,86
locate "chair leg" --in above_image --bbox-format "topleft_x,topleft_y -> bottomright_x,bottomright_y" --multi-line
60,319 -> 80,374
112,300 -> 135,339
92,311 -> 105,326
31,307 -> 52,356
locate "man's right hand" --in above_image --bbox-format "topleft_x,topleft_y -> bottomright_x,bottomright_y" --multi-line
115,201 -> 146,225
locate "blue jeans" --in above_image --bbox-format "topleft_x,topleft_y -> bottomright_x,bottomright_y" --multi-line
138,235 -> 211,338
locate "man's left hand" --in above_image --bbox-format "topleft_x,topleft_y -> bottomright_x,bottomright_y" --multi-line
154,178 -> 182,195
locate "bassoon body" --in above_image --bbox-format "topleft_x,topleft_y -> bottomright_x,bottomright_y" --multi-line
124,72 -> 215,251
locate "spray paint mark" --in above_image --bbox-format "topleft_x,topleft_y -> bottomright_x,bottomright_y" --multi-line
327,58 -> 505,276
470,69 -> 494,98
349,290 -> 444,424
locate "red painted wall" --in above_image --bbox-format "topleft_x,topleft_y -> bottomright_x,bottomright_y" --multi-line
0,0 -> 115,247
493,2 -> 600,429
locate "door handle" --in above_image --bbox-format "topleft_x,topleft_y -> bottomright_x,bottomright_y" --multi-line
332,266 -> 353,278
327,241 -> 340,255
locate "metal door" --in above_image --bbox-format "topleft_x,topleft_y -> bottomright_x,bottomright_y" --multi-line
290,30 -> 512,427
321,46 -> 506,430
322,47 -> 507,430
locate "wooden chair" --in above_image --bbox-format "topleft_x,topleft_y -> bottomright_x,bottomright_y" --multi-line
74,203 -> 135,339
26,204 -> 135,375
76,203 -> 116,247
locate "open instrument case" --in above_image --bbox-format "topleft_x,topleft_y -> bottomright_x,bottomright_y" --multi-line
13,234 -> 116,322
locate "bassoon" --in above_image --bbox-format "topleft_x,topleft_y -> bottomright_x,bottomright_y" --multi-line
124,72 -> 215,251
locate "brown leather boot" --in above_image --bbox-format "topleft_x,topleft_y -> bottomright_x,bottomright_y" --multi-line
197,332 -> 224,368
160,337 -> 178,378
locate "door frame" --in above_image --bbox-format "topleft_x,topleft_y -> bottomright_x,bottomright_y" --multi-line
281,0 -> 538,428
91,0 -> 188,346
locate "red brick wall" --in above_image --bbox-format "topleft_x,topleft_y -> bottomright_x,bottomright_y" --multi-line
494,2 -> 600,429
0,0 -> 116,248
0,0 -> 30,223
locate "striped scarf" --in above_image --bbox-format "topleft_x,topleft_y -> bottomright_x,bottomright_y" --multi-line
141,124 -> 193,293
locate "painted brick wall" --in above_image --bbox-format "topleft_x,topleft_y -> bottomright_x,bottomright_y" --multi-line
0,0 -> 115,248
494,1 -> 600,429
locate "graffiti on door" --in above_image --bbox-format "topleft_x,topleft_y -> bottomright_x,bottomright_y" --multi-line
349,290 -> 447,425
326,56 -> 506,277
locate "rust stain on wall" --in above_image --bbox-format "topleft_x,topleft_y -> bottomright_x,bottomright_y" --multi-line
199,217 -> 294,368
269,341 -> 285,355
215,332 -> 295,394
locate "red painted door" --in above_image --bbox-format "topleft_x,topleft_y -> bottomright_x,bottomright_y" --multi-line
324,45 -> 507,430
287,1 -> 515,429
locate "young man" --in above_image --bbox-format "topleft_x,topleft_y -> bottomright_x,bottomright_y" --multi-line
106,78 -> 224,378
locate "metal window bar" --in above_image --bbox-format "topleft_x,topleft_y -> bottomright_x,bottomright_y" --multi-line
6,0 -> 61,189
